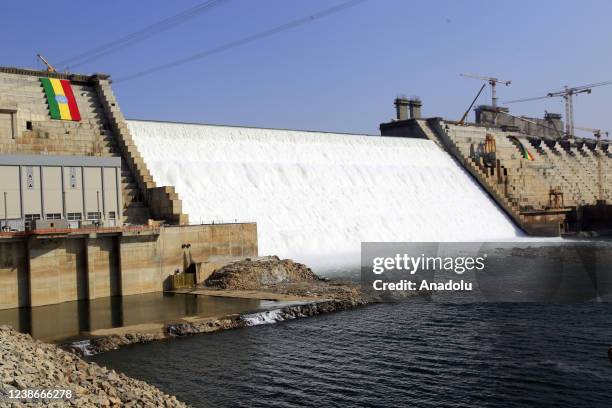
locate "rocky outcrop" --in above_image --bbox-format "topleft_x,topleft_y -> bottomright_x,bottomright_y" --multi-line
204,256 -> 322,290
0,326 -> 186,407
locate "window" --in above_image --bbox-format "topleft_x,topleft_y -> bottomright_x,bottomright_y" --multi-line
46,213 -> 61,220
108,211 -> 116,220
67,213 -> 82,221
24,214 -> 41,229
87,212 -> 101,221
26,121 -> 32,130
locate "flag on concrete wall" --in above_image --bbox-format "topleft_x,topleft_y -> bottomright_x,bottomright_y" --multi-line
508,135 -> 535,161
39,78 -> 81,121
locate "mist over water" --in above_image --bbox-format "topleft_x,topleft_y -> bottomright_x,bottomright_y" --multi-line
129,120 -> 521,268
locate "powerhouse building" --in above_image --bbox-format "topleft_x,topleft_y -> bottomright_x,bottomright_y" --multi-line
0,154 -> 122,230
0,67 -> 257,310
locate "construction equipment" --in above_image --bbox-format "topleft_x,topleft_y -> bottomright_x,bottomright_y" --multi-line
574,125 -> 609,140
504,80 -> 612,138
460,73 -> 511,109
36,54 -> 57,72
458,83 -> 486,125
543,110 -> 563,138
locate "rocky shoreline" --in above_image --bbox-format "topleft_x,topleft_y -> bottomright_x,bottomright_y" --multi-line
0,325 -> 186,407
0,256 -> 420,406
61,257 -> 375,356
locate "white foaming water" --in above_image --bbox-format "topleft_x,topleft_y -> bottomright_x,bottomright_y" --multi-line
128,120 -> 521,268
242,309 -> 285,326
69,340 -> 94,356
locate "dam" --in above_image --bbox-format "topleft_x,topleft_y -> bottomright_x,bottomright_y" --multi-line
127,120 -> 520,266
0,65 -> 609,311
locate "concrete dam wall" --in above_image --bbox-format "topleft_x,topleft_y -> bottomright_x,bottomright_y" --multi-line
128,120 -> 521,267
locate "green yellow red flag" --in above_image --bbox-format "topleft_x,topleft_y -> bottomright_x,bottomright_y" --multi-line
39,78 -> 81,121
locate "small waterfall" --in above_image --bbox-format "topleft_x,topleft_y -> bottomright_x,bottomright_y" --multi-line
241,309 -> 286,326
66,339 -> 94,357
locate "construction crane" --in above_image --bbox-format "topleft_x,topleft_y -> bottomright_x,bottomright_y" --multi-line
36,54 -> 57,72
504,80 -> 612,138
458,83 -> 486,125
574,125 -> 609,140
460,73 -> 511,109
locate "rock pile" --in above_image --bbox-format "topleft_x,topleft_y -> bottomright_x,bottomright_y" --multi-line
0,326 -> 186,407
204,256 -> 322,290
69,316 -> 243,356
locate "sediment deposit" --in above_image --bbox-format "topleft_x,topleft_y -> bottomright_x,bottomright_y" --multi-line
203,256 -> 366,301
203,256 -> 322,290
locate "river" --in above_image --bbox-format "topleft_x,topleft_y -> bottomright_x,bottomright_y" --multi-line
91,298 -> 612,407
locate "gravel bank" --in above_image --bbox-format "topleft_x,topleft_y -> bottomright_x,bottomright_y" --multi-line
0,326 -> 187,407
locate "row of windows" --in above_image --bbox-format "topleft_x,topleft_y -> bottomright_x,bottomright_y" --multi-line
24,212 -> 116,221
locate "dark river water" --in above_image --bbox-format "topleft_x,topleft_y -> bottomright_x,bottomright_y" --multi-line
91,299 -> 612,407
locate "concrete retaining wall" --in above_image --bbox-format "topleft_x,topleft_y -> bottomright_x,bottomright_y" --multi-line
0,223 -> 257,310
0,241 -> 28,309
28,238 -> 88,307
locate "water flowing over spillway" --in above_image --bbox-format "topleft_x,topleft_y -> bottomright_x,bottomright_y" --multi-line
128,120 -> 521,268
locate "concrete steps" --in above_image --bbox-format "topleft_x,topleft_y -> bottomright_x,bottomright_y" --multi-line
123,203 -> 150,225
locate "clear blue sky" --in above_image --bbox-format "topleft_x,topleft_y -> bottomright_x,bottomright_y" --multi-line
4,0 -> 612,135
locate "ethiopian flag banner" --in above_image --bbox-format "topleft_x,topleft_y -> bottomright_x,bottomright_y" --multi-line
39,78 -> 81,121
508,135 -> 535,161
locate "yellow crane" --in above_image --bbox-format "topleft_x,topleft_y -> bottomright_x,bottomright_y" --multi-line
36,54 -> 57,72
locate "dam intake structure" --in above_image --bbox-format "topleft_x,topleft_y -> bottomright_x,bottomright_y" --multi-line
128,120 -> 521,266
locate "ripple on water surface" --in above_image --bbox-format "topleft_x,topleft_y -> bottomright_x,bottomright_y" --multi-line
91,301 -> 612,408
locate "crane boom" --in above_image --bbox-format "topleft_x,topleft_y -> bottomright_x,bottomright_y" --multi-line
460,73 -> 511,110
36,54 -> 56,72
459,83 -> 486,125
502,80 -> 612,137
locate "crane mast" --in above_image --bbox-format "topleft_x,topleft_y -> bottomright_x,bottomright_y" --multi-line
460,73 -> 511,109
505,80 -> 612,138
547,86 -> 591,138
